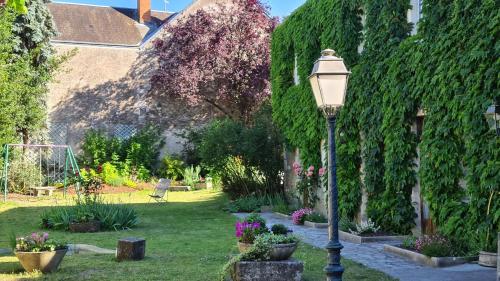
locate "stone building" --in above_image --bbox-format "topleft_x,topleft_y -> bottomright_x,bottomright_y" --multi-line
47,0 -> 228,155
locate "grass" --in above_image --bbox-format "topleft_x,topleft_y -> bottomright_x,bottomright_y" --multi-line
0,190 -> 396,281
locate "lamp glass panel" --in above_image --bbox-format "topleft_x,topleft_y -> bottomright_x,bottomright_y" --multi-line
317,60 -> 348,73
309,75 -> 324,108
317,74 -> 347,107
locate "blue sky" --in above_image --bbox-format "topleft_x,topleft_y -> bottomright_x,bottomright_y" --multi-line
53,0 -> 306,18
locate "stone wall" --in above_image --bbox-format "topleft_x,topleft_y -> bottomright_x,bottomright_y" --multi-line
48,36 -> 215,156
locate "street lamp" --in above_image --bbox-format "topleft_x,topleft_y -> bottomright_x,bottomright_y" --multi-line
309,49 -> 350,281
484,102 -> 500,137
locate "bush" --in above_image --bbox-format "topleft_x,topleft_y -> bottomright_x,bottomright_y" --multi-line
101,162 -> 124,186
271,224 -> 289,235
339,218 -> 357,232
415,235 -> 454,257
159,155 -> 185,180
80,125 -> 164,182
225,195 -> 267,213
187,104 -> 284,198
41,198 -> 139,231
8,159 -> 43,194
305,212 -> 327,223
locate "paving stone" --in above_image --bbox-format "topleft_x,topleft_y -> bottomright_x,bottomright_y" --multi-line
234,213 -> 496,281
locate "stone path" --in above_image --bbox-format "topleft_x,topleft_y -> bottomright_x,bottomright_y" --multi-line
234,213 -> 496,281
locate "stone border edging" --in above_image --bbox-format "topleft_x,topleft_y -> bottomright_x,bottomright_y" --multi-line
340,231 -> 407,244
383,244 -> 477,268
304,221 -> 328,229
273,212 -> 291,220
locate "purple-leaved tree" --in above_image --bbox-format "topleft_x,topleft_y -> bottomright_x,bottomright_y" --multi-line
152,0 -> 277,123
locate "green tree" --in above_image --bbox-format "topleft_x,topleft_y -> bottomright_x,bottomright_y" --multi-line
10,0 -> 58,144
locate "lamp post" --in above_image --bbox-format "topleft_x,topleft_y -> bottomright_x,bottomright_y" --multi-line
484,101 -> 500,137
309,49 -> 350,281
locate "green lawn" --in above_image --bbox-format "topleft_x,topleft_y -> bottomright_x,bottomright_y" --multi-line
0,190 -> 395,280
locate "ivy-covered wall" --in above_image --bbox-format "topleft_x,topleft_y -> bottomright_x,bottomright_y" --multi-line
271,0 -> 499,248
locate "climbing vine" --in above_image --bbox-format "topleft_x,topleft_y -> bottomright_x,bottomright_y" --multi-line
271,0 -> 498,242
271,0 -> 363,217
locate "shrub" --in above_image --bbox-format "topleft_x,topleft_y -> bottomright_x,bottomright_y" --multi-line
291,208 -> 313,225
255,233 -> 299,245
305,212 -> 327,223
270,224 -> 289,235
8,160 -> 43,194
41,198 -> 139,231
101,162 -> 124,186
159,155 -> 185,180
225,195 -> 267,213
339,218 -> 357,232
187,105 -> 284,198
123,178 -> 138,189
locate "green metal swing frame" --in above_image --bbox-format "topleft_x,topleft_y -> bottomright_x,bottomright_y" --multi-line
1,144 -> 81,201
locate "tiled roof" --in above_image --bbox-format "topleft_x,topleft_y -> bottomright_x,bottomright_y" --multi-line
48,3 -> 173,46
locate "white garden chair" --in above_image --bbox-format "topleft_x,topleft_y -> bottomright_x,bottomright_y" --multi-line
148,179 -> 171,203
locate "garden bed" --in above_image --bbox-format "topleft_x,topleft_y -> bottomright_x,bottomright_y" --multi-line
339,230 -> 407,244
383,244 -> 477,267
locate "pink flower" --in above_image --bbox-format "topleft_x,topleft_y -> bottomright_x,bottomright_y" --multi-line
319,167 -> 326,177
308,166 -> 314,172
292,208 -> 313,225
306,171 -> 313,177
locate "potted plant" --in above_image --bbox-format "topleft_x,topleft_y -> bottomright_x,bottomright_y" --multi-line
235,221 -> 262,252
235,214 -> 269,252
13,232 -> 68,273
259,233 -> 299,261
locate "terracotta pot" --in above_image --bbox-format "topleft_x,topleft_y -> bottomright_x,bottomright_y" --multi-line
69,220 -> 101,233
270,242 -> 298,261
238,242 -> 253,253
15,249 -> 67,273
478,251 -> 497,267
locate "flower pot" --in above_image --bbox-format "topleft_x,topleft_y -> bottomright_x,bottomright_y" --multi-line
238,242 -> 253,253
270,242 -> 298,261
69,220 -> 101,233
15,249 -> 67,273
478,251 -> 497,267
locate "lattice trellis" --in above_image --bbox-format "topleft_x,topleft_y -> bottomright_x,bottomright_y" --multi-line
113,124 -> 137,140
49,123 -> 68,145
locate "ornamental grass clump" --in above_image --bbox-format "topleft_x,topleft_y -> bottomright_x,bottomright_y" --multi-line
291,208 -> 313,225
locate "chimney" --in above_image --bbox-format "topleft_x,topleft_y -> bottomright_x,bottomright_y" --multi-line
137,0 -> 151,23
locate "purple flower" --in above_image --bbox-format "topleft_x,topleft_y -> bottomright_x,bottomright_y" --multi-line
292,208 -> 313,225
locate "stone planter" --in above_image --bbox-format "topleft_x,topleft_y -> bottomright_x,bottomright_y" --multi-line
232,259 -> 303,281
238,242 -> 253,253
304,220 -> 328,229
194,183 -> 207,190
339,230 -> 406,244
384,244 -> 477,267
69,220 -> 101,233
479,251 -> 497,267
15,249 -> 67,273
270,242 -> 298,261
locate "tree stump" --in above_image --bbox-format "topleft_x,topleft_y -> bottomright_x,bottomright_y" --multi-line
116,238 -> 145,261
